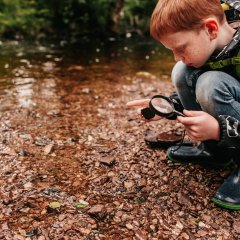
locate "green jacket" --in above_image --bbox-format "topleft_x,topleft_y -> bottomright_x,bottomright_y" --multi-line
205,27 -> 240,79
205,1 -> 240,79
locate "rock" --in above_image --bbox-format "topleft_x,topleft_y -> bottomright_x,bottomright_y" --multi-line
43,144 -> 54,155
198,221 -> 207,228
176,221 -> 184,230
37,236 -> 46,240
58,214 -> 66,221
72,180 -> 82,187
135,229 -> 148,240
124,181 -> 134,190
126,223 -> 134,230
14,235 -> 25,240
99,157 -> 116,166
79,228 -> 91,235
133,221 -> 140,227
107,171 -> 115,177
180,232 -> 190,239
233,220 -> 240,233
138,178 -> 147,188
24,182 -> 33,190
177,193 -> 191,206
197,230 -> 208,237
93,175 -> 109,185
78,199 -> 89,206
88,205 -> 107,220
82,88 -> 90,94
150,225 -> 156,232
68,65 -> 84,71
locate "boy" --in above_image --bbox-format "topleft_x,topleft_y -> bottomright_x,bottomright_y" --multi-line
127,0 -> 240,210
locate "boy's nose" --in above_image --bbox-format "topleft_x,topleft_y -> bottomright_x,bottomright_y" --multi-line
174,54 -> 183,62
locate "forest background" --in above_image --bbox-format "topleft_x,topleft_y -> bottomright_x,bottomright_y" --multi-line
0,0 -> 158,40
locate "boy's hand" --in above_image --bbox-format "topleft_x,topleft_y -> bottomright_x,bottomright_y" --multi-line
126,99 -> 162,121
177,110 -> 220,141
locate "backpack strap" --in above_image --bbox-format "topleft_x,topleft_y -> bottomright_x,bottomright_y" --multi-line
207,56 -> 240,69
222,2 -> 230,11
222,0 -> 240,11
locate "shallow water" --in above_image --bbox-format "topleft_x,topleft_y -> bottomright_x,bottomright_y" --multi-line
0,37 -> 174,111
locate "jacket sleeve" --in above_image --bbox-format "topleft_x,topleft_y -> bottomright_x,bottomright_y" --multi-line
217,115 -> 240,148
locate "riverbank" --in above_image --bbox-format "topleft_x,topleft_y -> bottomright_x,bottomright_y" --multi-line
0,62 -> 239,239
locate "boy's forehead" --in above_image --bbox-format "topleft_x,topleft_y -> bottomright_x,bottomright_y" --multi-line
160,30 -> 199,49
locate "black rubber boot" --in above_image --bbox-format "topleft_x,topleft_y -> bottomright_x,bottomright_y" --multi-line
212,150 -> 240,210
167,141 -> 232,168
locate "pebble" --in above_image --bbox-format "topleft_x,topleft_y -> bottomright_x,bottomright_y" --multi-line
126,223 -> 134,230
88,205 -> 107,219
135,229 -> 148,240
58,214 -> 66,221
152,219 -> 158,225
43,144 -> 54,155
37,236 -> 46,240
181,232 -> 190,239
198,221 -> 206,228
233,220 -> 240,233
124,181 -> 134,190
93,175 -> 109,185
23,182 -> 33,190
100,157 -> 116,166
138,178 -> 147,187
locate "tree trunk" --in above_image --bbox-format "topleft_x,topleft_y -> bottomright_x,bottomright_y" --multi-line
112,0 -> 125,32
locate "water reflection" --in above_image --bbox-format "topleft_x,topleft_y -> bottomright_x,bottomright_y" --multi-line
0,37 -> 174,112
39,78 -> 57,98
13,77 -> 35,85
15,83 -> 35,108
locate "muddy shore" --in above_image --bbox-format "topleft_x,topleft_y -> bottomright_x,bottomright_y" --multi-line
0,50 -> 240,239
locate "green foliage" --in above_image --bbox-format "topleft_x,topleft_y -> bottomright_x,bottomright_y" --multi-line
0,0 -> 158,39
122,0 -> 158,33
0,0 -> 50,37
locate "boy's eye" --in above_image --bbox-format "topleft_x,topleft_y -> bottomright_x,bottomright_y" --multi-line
175,45 -> 187,54
176,47 -> 185,53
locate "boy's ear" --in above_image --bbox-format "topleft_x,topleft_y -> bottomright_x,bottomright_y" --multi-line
204,18 -> 219,40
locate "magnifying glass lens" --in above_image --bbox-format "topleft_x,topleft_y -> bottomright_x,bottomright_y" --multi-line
151,98 -> 173,114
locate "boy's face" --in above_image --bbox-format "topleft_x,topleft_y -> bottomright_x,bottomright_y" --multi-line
160,29 -> 215,68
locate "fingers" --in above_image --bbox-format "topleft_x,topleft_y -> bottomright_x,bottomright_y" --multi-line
177,110 -> 205,125
126,99 -> 150,107
177,115 -> 197,125
183,110 -> 202,117
185,129 -> 201,141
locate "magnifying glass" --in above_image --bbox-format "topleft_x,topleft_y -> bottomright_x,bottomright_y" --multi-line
141,95 -> 185,119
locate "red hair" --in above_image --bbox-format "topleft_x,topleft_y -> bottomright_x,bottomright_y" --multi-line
150,0 -> 225,40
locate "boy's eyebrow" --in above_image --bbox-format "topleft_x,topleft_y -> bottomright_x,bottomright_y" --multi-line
174,44 -> 187,51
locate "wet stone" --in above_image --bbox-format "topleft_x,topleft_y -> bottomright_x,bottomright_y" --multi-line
37,236 -> 46,240
233,220 -> 240,234
99,156 -> 116,166
177,193 -> 191,206
43,144 -> 54,155
93,175 -> 109,185
88,205 -> 107,220
34,136 -> 52,146
126,223 -> 134,230
135,229 -> 148,240
124,181 -> 134,191
138,178 -> 147,188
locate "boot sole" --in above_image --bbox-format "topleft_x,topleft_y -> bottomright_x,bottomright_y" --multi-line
212,197 -> 240,210
167,153 -> 232,169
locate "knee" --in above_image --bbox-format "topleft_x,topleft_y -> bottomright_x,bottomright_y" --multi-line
196,71 -> 229,111
171,61 -> 188,89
